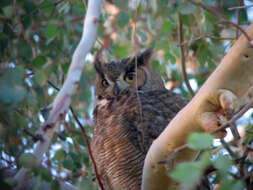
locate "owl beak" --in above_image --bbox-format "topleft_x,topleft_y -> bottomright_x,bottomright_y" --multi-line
113,84 -> 120,96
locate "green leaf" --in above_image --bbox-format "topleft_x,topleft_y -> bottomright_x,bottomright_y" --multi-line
171,44 -> 180,57
40,0 -> 53,13
213,154 -> 232,172
45,24 -> 57,39
179,3 -> 196,15
35,70 -> 47,85
19,153 -> 36,168
220,179 -> 245,190
17,41 -> 32,57
0,0 -> 12,7
136,29 -> 147,42
0,179 -> 12,189
0,85 -> 26,105
31,55 -> 46,68
40,167 -> 52,182
0,68 -> 26,110
165,51 -> 176,64
23,0 -> 36,13
137,4 -> 143,15
187,132 -> 213,150
160,21 -> 174,34
61,62 -> 70,74
117,12 -> 130,27
170,161 -> 202,190
63,157 -> 74,170
51,180 -> 60,190
53,150 -> 65,161
111,0 -> 129,9
2,6 -> 12,17
112,45 -> 129,59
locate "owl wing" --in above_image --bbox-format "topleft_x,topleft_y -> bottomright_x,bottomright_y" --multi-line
136,90 -> 188,152
91,89 -> 187,189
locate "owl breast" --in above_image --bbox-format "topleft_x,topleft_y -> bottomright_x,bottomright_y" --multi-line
91,89 -> 187,190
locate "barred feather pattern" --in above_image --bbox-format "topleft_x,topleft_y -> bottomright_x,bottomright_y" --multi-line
91,89 -> 187,190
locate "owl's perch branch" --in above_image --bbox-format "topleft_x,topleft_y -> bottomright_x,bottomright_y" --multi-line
141,23 -> 253,190
13,0 -> 103,188
157,97 -> 253,166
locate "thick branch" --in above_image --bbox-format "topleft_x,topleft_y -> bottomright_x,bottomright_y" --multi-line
14,0 -> 103,188
142,23 -> 253,190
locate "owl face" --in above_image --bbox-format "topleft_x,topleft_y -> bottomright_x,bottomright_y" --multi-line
94,48 -> 164,102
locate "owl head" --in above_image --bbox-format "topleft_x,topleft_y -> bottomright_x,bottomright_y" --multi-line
94,48 -> 165,101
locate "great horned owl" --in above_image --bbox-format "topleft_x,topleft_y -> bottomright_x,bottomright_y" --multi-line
91,48 -> 187,190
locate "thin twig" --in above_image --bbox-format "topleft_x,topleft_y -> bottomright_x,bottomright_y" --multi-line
220,138 -> 236,158
158,144 -> 188,165
230,122 -> 241,140
211,98 -> 253,134
246,129 -> 253,134
204,35 -> 236,41
23,128 -> 44,142
70,107 -> 104,190
180,35 -> 235,47
235,0 -> 243,39
47,80 -> 60,91
132,12 -> 145,150
47,80 -> 104,190
194,150 -> 203,161
188,0 -> 252,43
228,4 -> 253,10
178,14 -> 194,98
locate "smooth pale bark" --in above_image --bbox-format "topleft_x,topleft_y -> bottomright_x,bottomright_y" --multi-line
14,0 -> 102,188
142,23 -> 253,190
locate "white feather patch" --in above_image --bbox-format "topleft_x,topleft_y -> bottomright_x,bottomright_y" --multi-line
97,99 -> 108,107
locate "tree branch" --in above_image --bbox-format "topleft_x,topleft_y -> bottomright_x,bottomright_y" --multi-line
13,0 -> 103,188
228,4 -> 253,11
46,80 -> 104,189
142,23 -> 253,190
235,0 -> 244,39
157,97 -> 253,167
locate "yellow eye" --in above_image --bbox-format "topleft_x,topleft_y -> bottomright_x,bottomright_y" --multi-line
124,72 -> 136,83
101,79 -> 109,87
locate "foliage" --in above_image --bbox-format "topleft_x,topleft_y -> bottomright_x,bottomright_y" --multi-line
0,0 -> 252,189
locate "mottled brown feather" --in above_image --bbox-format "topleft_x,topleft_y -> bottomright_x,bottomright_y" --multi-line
91,89 -> 187,190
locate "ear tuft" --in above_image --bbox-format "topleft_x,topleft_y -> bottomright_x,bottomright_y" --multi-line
94,51 -> 104,75
136,47 -> 153,66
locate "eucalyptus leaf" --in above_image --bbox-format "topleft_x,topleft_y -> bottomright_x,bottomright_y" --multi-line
187,132 -> 213,150
45,24 -> 57,39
